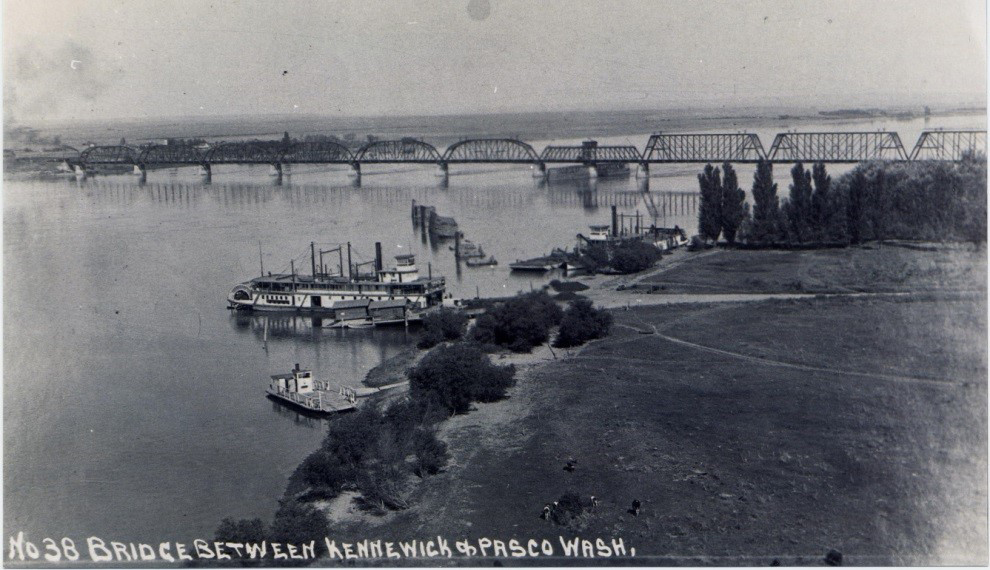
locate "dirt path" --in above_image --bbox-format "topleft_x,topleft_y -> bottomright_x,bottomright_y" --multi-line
604,323 -> 961,387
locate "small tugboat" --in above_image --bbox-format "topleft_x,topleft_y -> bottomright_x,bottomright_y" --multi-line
465,255 -> 498,267
267,364 -> 357,414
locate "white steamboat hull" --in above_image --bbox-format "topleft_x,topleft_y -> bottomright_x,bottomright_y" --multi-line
228,288 -> 435,311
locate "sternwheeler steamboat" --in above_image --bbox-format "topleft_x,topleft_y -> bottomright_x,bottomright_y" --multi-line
227,242 -> 446,315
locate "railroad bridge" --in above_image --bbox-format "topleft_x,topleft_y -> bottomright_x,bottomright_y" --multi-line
72,129 -> 986,179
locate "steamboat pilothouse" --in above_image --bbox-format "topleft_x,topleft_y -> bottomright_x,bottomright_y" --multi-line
227,241 -> 446,315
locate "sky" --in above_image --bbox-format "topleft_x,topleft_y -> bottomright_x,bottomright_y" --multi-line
2,0 -> 987,124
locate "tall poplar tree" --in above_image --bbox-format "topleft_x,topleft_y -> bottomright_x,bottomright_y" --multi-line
720,162 -> 748,244
697,164 -> 723,242
785,162 -> 814,242
811,162 -> 832,240
750,159 -> 780,243
846,169 -> 867,244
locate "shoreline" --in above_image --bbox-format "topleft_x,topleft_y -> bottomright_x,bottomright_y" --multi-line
298,241 -> 986,566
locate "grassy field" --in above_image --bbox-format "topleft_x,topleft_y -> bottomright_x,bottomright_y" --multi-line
311,247 -> 986,566
631,244 -> 986,295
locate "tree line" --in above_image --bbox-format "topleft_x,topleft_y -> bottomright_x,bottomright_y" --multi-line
698,153 -> 986,246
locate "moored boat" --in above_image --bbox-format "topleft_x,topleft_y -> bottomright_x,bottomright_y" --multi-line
465,255 -> 498,267
451,239 -> 486,259
267,364 -> 357,414
509,258 -> 560,272
429,213 -> 459,238
228,243 -> 445,313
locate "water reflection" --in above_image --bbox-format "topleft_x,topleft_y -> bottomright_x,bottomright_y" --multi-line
229,312 -> 413,350
267,398 -> 329,428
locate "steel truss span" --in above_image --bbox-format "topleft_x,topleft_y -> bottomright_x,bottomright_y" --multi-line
137,145 -> 205,166
644,134 -> 767,163
205,143 -> 277,164
355,140 -> 442,163
768,132 -> 909,162
910,130 -> 987,161
540,145 -> 641,163
80,146 -> 139,165
443,139 -> 540,163
280,141 -> 354,164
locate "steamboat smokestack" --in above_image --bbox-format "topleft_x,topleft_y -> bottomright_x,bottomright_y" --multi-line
375,242 -> 383,273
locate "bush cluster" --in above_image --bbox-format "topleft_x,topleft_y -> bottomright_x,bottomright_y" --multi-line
472,291 -> 564,352
610,240 -> 663,273
579,240 -> 662,274
417,308 -> 468,349
553,299 -> 613,348
409,343 -> 517,415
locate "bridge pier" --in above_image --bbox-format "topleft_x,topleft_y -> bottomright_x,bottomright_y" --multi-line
348,162 -> 361,179
587,165 -> 599,179
133,164 -> 147,183
435,162 -> 449,178
531,162 -> 546,178
636,162 -> 650,179
269,162 -> 283,177
72,164 -> 87,178
199,163 -> 212,179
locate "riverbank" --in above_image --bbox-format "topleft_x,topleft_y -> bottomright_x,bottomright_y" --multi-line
299,243 -> 986,566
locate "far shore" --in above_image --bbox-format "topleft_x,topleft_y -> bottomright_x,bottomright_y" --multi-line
6,106 -> 986,155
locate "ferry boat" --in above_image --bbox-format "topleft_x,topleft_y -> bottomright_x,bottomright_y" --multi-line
267,364 -> 357,414
228,244 -> 446,313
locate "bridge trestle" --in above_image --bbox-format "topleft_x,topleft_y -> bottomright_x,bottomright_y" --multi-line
72,129 -> 986,176
768,132 -> 909,162
643,133 -> 766,163
910,130 -> 987,161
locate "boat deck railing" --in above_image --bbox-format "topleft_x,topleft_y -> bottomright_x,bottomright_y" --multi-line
270,385 -> 355,411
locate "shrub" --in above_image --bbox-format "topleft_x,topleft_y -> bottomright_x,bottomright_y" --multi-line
471,291 -> 563,352
321,407 -> 384,472
610,240 -> 662,273
355,431 -> 411,511
412,428 -> 449,477
409,343 -> 516,414
417,309 -> 468,349
268,501 -> 328,553
298,450 -> 350,496
548,491 -> 591,526
553,299 -> 613,348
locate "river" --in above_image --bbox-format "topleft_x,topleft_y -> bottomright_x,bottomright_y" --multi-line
3,110 -> 984,545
